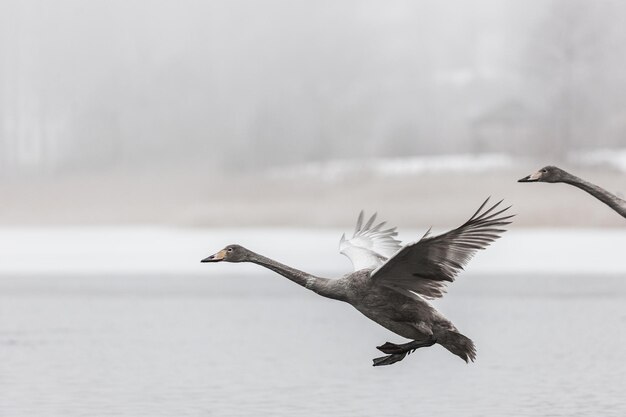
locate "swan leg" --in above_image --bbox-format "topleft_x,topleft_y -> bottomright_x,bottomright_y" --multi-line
376,338 -> 436,355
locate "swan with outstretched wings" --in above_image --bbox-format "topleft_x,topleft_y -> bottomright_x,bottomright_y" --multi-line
203,198 -> 513,366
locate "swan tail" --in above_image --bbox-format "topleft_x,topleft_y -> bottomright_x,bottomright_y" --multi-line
438,331 -> 476,363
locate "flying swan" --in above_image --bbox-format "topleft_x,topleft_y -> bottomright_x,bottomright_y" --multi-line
201,198 -> 513,366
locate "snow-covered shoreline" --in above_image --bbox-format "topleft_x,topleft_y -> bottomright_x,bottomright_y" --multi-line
266,150 -> 626,181
1,152 -> 624,228
1,227 -> 624,276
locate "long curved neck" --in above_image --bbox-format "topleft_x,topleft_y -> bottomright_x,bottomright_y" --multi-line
247,251 -> 346,301
562,172 -> 626,218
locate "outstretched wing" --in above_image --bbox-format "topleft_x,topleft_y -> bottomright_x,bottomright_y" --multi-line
370,198 -> 513,299
340,211 -> 402,271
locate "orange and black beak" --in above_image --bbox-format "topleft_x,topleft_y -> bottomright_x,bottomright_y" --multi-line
201,249 -> 227,263
518,170 -> 542,183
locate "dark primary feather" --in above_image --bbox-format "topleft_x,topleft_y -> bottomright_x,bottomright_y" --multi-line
370,198 -> 513,299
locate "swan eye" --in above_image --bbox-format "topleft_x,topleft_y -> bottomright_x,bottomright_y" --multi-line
541,169 -> 547,173
227,248 -> 233,252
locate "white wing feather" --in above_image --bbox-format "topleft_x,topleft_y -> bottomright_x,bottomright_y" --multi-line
339,211 -> 402,271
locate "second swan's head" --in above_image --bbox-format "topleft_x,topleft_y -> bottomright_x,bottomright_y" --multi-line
201,244 -> 250,263
518,165 -> 568,183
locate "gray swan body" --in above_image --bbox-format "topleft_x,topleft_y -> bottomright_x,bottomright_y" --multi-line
257,261 -> 455,342
202,198 -> 512,366
519,165 -> 626,218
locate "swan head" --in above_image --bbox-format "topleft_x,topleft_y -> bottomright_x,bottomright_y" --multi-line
201,244 -> 250,263
518,165 -> 566,183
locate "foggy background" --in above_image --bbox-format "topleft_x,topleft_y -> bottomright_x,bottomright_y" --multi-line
1,0 -> 625,227
2,2 -> 626,417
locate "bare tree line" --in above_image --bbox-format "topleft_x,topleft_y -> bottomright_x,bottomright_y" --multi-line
1,0 -> 625,177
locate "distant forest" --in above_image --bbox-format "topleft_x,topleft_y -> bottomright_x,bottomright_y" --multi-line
1,0 -> 626,176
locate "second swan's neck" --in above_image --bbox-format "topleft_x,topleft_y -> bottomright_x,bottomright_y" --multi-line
562,173 -> 626,218
247,252 -> 347,301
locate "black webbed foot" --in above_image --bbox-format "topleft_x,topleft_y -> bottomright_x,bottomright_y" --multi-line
376,342 -> 407,355
372,352 -> 408,366
374,338 -> 437,364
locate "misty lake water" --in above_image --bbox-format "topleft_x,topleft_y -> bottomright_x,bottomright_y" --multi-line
1,273 -> 626,417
